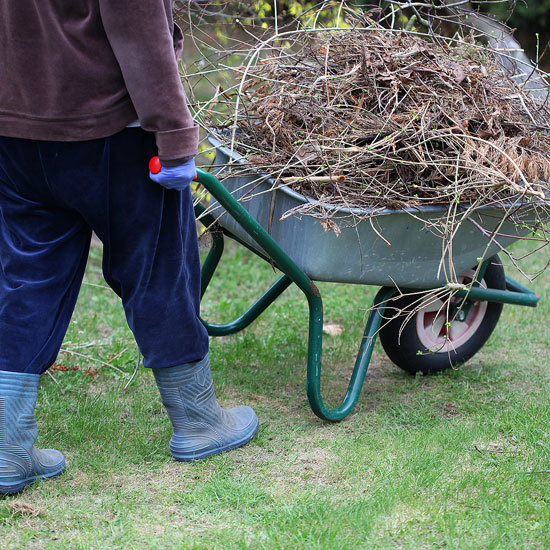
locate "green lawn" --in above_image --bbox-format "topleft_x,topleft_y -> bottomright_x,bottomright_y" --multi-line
1,236 -> 549,549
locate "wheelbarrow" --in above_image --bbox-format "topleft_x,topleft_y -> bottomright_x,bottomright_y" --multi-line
194,137 -> 542,422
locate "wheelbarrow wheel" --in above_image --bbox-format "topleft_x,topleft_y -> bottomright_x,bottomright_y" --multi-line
379,256 -> 506,375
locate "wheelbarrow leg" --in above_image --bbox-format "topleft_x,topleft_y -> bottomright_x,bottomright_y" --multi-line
195,199 -> 294,336
201,273 -> 293,336
306,286 -> 397,421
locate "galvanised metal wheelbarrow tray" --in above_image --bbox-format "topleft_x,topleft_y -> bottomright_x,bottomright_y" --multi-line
194,136 -> 543,422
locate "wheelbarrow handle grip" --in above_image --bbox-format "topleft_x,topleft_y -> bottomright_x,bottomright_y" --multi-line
148,156 -> 198,180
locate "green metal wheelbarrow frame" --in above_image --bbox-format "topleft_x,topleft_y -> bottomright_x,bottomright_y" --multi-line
194,169 -> 540,422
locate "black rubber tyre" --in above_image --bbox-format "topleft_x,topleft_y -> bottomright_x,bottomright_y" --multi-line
379,256 -> 506,375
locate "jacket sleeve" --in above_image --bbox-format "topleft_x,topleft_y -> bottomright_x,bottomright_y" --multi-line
98,0 -> 198,160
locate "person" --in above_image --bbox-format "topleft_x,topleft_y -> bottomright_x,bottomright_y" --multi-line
0,1 -> 258,495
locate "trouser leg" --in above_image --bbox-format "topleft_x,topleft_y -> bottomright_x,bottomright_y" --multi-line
0,137 -> 92,374
82,128 -> 209,368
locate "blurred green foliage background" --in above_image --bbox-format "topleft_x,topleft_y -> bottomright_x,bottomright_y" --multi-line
178,1 -> 550,70
487,0 -> 550,67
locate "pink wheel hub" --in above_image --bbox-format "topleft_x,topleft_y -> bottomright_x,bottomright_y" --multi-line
416,270 -> 488,353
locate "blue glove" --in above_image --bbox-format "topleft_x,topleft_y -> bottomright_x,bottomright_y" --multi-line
149,157 -> 196,191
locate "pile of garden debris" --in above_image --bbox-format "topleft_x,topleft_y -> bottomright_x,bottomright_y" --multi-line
206,15 -> 550,218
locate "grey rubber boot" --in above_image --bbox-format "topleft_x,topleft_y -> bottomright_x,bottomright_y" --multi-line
153,355 -> 259,461
0,371 -> 65,495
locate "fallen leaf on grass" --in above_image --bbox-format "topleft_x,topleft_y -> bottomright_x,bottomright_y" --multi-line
323,323 -> 344,336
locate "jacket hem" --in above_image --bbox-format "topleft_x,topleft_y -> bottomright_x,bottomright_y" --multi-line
0,102 -> 139,142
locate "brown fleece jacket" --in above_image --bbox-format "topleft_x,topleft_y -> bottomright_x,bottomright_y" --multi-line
0,1 -> 198,160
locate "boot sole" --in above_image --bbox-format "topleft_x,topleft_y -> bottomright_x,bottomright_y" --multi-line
171,420 -> 259,462
0,465 -> 66,495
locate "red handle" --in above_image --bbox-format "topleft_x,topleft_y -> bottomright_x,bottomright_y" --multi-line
149,156 -> 162,174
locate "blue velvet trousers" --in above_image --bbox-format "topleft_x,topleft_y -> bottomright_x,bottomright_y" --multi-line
0,128 -> 209,374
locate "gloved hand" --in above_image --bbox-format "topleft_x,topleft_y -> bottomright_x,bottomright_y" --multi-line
149,156 -> 196,191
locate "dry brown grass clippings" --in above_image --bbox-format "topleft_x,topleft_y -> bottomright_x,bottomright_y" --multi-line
7,501 -> 46,518
204,12 -> 549,215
